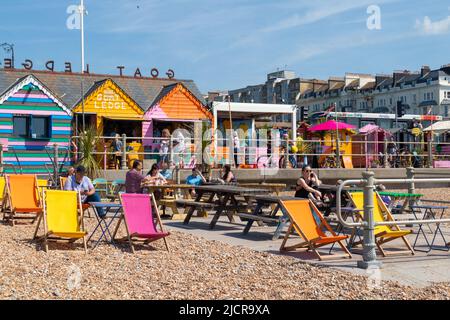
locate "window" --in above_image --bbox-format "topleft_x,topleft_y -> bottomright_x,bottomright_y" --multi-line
12,115 -> 51,139
32,116 -> 51,139
13,116 -> 29,137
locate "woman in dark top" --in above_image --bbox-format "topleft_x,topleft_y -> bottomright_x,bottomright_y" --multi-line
219,165 -> 237,184
295,165 -> 322,201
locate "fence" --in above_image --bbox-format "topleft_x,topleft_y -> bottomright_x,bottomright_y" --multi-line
336,168 -> 450,269
1,135 -> 450,172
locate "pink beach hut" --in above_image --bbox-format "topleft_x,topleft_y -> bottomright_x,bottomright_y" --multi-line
142,83 -> 213,166
352,124 -> 392,168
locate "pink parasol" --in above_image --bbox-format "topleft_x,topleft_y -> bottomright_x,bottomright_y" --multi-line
308,120 -> 356,132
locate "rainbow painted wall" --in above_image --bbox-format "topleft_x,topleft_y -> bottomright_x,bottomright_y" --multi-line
0,78 -> 72,173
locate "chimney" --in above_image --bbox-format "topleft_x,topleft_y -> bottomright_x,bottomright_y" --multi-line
393,71 -> 410,85
421,65 -> 431,77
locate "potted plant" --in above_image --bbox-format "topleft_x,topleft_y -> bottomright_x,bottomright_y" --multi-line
76,126 -> 102,178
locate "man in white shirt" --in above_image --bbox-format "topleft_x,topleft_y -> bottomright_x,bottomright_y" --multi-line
64,165 -> 104,217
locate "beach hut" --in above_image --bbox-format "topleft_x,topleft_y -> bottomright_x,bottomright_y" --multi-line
72,79 -> 145,168
0,75 -> 72,174
308,120 -> 355,168
352,124 -> 391,168
143,83 -> 212,166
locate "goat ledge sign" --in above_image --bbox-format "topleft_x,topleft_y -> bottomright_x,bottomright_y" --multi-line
2,58 -> 175,79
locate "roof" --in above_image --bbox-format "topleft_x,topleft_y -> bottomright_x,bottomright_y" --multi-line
423,120 -> 450,133
212,102 -> 296,114
360,81 -> 376,91
0,74 -> 72,115
0,69 -> 205,110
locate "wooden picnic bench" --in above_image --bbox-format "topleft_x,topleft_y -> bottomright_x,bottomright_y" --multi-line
142,184 -> 193,220
237,194 -> 299,240
182,185 -> 270,229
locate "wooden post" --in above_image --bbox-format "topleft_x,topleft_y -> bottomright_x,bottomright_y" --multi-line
383,140 -> 388,168
121,134 -> 127,170
428,140 -> 433,168
53,143 -> 59,181
0,143 -> 3,174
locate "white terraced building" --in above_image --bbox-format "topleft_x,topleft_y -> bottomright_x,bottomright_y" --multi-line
297,65 -> 450,129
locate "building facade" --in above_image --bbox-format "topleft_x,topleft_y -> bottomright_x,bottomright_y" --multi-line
297,65 -> 450,128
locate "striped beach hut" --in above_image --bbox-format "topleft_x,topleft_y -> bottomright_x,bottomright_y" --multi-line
0,75 -> 72,174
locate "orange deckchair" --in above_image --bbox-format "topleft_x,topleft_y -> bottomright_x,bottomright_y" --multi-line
280,199 -> 352,260
348,192 -> 414,257
2,174 -> 42,225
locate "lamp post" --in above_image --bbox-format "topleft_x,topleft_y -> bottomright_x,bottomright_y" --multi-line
0,43 -> 14,68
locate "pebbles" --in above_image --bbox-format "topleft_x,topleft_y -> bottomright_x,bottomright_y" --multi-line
0,207 -> 449,300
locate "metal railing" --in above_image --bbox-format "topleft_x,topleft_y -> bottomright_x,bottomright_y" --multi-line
2,134 -> 450,171
336,168 -> 450,269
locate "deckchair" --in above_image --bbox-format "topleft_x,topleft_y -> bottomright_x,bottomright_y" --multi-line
0,176 -> 6,204
113,193 -> 170,253
34,190 -> 87,253
342,155 -> 354,169
280,199 -> 352,261
348,191 -> 414,257
2,174 -> 42,225
59,176 -> 68,190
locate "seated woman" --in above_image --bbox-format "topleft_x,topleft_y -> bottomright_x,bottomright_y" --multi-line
143,164 -> 167,200
294,165 -> 322,205
218,165 -> 237,184
144,164 -> 167,186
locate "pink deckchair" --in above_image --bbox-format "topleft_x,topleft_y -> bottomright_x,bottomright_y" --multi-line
114,193 -> 170,253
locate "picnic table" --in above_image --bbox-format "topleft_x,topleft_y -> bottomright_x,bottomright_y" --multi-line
180,185 -> 270,229
238,183 -> 286,195
378,191 -> 423,214
237,194 -> 298,240
141,183 -> 193,220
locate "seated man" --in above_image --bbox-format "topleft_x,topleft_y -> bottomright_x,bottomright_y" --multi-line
186,168 -> 206,197
125,160 -> 144,194
64,165 -> 105,217
159,162 -> 174,181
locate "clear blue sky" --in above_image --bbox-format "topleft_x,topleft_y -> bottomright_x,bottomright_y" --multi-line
1,0 -> 450,93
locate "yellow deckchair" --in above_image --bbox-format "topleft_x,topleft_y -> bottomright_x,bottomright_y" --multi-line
2,174 -> 42,225
348,192 -> 414,257
34,190 -> 87,253
0,176 -> 6,204
60,176 -> 68,190
280,199 -> 352,261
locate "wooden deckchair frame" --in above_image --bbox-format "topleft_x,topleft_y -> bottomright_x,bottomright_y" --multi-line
113,194 -> 170,253
33,189 -> 87,253
2,174 -> 42,226
348,192 -> 414,257
280,200 -> 352,261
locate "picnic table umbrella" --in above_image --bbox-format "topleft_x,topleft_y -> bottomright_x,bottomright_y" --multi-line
308,120 -> 356,166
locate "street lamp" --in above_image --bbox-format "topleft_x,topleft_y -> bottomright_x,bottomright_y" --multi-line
0,43 -> 15,68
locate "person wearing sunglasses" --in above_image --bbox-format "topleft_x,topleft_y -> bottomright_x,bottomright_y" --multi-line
294,165 -> 322,202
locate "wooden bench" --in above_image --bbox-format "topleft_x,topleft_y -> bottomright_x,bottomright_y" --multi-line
175,200 -> 218,219
236,213 -> 279,224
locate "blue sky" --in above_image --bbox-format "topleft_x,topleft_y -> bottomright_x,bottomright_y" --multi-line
1,0 -> 450,93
